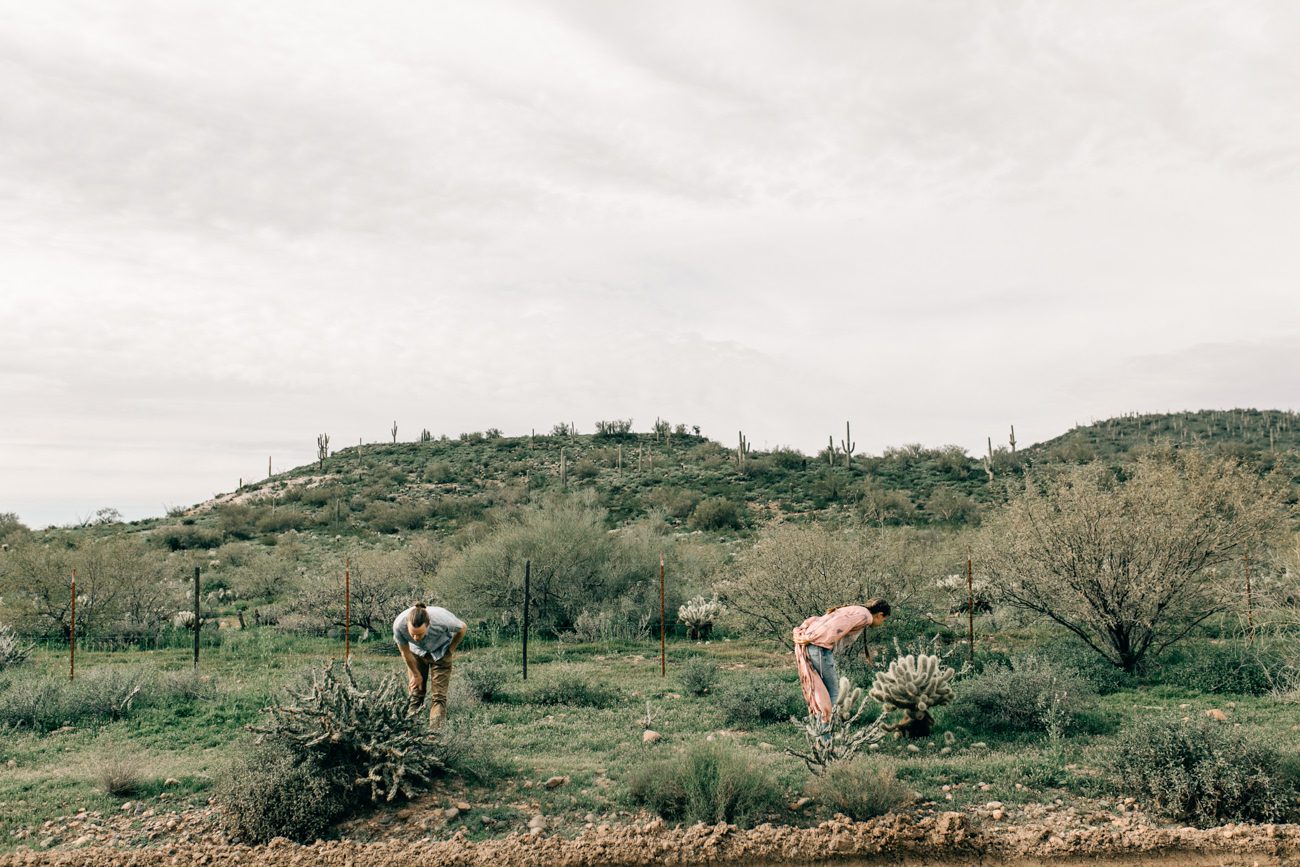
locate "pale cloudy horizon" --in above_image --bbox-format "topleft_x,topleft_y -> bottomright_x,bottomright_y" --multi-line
3,1 -> 1299,529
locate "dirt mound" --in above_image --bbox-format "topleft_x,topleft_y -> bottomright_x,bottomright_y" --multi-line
3,810 -> 1300,867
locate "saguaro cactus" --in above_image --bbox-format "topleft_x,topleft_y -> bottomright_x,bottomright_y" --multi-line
1009,425 -> 1017,454
316,433 -> 330,469
869,653 -> 955,738
841,421 -> 856,469
391,421 -> 398,443
736,431 -> 751,471
983,437 -> 994,483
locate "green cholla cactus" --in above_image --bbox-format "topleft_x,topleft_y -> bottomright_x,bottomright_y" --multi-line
869,653 -> 955,739
249,662 -> 450,803
677,595 -> 723,640
787,676 -> 886,773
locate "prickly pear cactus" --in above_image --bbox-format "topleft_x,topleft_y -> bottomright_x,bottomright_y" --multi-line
787,676 -> 885,772
869,653 -> 955,738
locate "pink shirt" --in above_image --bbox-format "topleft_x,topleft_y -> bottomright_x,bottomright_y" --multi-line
793,605 -> 875,650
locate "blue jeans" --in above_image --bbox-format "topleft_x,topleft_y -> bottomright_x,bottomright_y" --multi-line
807,645 -> 839,707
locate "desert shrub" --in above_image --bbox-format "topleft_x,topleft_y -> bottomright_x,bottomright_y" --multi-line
0,624 -> 33,670
572,459 -> 600,480
688,497 -> 743,531
645,487 -> 702,520
250,662 -> 457,803
255,509 -> 310,534
438,492 -> 656,634
214,743 -> 350,843
627,740 -> 785,827
0,666 -> 149,730
678,657 -> 720,697
717,674 -> 799,728
156,669 -> 219,704
1033,639 -> 1135,695
526,670 -> 619,708
462,659 -> 509,702
423,461 -> 456,484
945,655 -> 1097,736
1110,717 -> 1298,826
1159,642 -> 1288,696
97,758 -> 145,798
158,525 -> 222,551
807,758 -> 911,820
0,677 -> 65,730
362,502 -> 429,533
569,606 -> 652,643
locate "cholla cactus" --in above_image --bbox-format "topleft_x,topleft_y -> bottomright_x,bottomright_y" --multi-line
677,595 -> 723,640
787,677 -> 885,772
869,653 -> 955,738
0,623 -> 33,671
250,662 -> 450,803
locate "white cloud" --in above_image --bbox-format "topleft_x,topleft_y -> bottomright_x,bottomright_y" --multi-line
2,0 -> 1299,527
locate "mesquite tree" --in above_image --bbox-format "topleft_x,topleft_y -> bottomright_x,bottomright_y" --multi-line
979,453 -> 1283,672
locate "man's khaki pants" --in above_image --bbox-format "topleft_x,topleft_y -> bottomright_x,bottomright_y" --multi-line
406,652 -> 452,727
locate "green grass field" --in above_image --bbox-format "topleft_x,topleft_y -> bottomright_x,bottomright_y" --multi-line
3,625 -> 1297,851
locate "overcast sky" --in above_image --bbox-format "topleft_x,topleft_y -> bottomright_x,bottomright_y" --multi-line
3,1 -> 1299,528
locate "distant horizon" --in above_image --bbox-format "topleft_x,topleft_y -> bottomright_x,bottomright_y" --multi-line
8,404 -> 1292,531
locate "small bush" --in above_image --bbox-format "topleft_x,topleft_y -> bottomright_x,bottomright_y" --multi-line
688,498 -> 744,531
462,660 -> 509,703
1110,717 -> 1298,826
156,669 -> 219,704
215,744 -> 350,843
158,525 -> 222,551
362,502 -> 429,533
423,461 -> 456,484
1159,642 -> 1289,697
679,657 -> 720,697
1033,640 -> 1134,695
527,671 -> 619,708
807,758 -> 912,820
627,740 -> 785,827
717,674 -> 799,728
0,667 -> 151,731
97,758 -> 145,798
645,488 -> 702,520
945,655 -> 1096,736
0,625 -> 33,671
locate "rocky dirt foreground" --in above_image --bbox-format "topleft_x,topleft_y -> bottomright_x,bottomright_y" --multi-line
3,804 -> 1300,867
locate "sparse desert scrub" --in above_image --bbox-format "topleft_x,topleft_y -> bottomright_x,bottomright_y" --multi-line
627,740 -> 786,827
1110,716 -> 1298,826
806,757 -> 912,819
